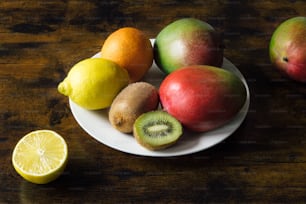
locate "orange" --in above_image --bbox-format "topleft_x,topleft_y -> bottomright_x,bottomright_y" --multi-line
101,27 -> 153,83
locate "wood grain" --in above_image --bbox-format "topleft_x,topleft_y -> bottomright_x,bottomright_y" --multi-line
0,0 -> 306,203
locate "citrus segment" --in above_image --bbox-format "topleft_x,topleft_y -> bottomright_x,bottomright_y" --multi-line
12,130 -> 68,184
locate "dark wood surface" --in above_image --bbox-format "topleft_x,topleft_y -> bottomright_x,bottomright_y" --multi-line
1,0 -> 306,203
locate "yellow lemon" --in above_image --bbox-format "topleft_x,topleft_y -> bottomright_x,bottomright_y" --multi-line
58,58 -> 129,110
12,130 -> 68,184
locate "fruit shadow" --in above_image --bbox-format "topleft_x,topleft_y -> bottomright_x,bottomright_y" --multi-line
18,160 -> 111,202
148,129 -> 203,155
89,108 -> 202,154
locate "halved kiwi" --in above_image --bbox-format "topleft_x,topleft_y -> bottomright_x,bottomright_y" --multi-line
133,111 -> 183,150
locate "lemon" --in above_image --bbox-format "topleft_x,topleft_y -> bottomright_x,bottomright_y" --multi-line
58,58 -> 129,110
12,130 -> 68,184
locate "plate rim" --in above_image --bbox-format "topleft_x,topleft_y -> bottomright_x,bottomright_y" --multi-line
69,40 -> 250,157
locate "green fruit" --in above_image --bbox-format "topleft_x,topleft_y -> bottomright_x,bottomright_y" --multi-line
133,111 -> 183,150
154,18 -> 223,74
269,16 -> 306,82
58,58 -> 129,110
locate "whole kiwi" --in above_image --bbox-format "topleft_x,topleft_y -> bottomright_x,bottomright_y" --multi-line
108,82 -> 159,133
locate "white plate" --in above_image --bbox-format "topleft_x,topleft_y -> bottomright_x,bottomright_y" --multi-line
69,40 -> 250,157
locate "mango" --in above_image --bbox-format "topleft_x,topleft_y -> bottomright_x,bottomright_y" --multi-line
159,65 -> 246,132
154,18 -> 224,74
269,16 -> 306,83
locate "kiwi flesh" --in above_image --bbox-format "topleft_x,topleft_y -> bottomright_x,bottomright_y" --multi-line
133,111 -> 183,150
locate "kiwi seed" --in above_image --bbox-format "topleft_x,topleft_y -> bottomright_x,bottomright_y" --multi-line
133,111 -> 183,150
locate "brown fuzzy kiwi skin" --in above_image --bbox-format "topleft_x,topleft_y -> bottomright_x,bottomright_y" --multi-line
108,82 -> 159,133
133,124 -> 179,150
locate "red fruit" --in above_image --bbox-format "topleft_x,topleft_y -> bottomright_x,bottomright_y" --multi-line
269,16 -> 306,82
154,18 -> 224,74
159,65 -> 246,132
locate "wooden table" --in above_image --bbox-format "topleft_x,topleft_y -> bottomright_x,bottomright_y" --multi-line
1,0 -> 306,203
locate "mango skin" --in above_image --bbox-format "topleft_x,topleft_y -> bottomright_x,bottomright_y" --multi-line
154,18 -> 224,74
269,16 -> 306,83
159,65 -> 246,132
